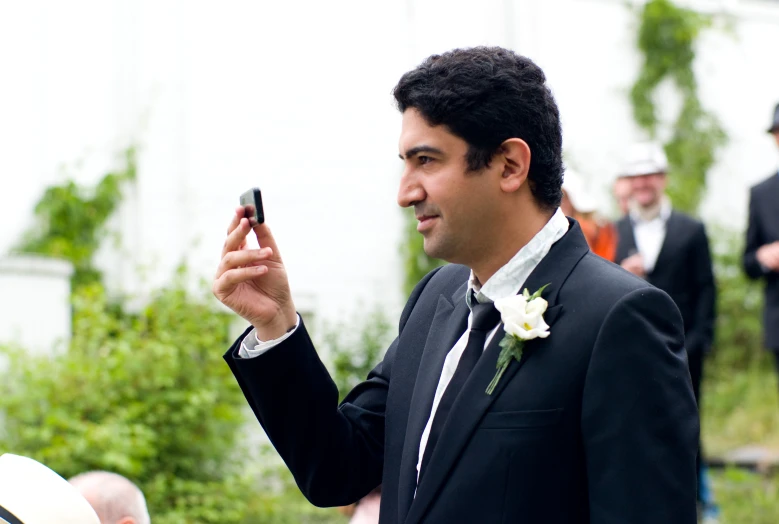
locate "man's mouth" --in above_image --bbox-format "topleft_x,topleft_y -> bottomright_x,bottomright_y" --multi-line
416,215 -> 439,232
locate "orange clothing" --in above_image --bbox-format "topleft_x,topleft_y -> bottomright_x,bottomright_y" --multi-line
578,215 -> 618,262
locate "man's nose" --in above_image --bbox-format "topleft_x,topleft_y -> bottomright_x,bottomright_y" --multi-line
397,171 -> 425,208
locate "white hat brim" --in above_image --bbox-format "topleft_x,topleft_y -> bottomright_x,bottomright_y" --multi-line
0,454 -> 100,524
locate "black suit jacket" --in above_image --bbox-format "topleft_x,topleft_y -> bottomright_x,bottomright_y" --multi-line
225,221 -> 698,524
615,211 -> 716,355
744,173 -> 779,350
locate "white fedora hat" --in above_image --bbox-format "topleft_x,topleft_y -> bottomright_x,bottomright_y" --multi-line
0,454 -> 100,524
619,141 -> 668,178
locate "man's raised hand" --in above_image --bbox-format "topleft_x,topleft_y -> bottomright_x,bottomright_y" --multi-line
213,207 -> 297,340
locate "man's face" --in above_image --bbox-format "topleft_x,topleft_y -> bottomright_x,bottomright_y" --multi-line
773,131 -> 779,149
630,172 -> 666,208
397,109 -> 503,264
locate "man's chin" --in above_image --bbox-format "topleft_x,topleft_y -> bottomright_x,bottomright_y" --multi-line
422,239 -> 459,265
422,238 -> 445,261
636,197 -> 658,208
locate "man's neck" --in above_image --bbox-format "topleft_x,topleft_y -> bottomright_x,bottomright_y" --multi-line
470,209 -> 555,285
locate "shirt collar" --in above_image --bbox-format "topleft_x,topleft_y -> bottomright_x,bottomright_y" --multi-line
466,208 -> 569,308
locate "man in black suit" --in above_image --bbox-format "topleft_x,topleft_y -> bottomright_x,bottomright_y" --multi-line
614,141 -> 716,518
744,103 -> 779,376
214,48 -> 698,523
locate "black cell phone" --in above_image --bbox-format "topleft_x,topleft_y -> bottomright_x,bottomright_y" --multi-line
239,187 -> 264,226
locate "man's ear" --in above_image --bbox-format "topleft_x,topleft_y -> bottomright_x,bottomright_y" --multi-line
117,518 -> 136,524
498,138 -> 531,193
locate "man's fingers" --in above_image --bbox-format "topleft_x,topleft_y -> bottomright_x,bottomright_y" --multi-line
253,223 -> 282,260
227,206 -> 245,235
222,217 -> 251,258
215,265 -> 269,293
216,248 -> 274,278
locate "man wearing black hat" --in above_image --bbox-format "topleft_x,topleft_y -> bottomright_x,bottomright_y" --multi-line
744,103 -> 779,379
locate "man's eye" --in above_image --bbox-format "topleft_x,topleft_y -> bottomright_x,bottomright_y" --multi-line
418,156 -> 433,165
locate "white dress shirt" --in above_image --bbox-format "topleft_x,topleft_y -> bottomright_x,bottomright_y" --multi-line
630,197 -> 672,274
415,208 -> 568,483
238,209 -> 570,489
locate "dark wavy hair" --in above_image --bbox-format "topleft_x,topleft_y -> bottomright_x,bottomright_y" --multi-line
393,46 -> 563,210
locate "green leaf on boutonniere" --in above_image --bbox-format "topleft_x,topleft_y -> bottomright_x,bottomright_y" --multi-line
497,336 -> 518,365
529,283 -> 550,301
487,335 -> 525,395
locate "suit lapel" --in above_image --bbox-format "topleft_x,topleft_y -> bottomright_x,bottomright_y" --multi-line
648,211 -> 679,278
615,217 -> 637,263
397,284 -> 470,523
404,220 -> 590,524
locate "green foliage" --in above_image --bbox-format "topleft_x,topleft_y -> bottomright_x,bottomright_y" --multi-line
401,207 -> 445,297
709,228 -> 765,369
703,354 -> 779,456
711,469 -> 779,523
699,230 -> 779,517
0,274 -> 255,523
14,146 -> 137,289
242,462 -> 348,524
320,307 -> 394,403
702,229 -> 779,457
630,0 -> 727,213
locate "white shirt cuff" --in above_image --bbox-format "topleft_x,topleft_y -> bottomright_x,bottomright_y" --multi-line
237,314 -> 301,359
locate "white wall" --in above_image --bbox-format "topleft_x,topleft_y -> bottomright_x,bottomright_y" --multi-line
0,257 -> 73,353
2,0 -> 778,330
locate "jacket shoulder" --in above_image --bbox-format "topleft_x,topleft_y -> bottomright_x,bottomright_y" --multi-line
426,264 -> 470,295
564,252 -> 656,310
670,210 -> 703,229
403,264 -> 468,306
750,173 -> 779,194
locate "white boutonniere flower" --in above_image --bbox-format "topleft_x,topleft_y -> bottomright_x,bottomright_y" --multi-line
486,284 -> 551,395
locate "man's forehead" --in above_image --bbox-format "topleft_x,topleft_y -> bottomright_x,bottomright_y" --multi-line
398,109 -> 457,155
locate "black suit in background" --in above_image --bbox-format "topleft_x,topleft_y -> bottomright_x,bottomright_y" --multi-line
226,221 -> 698,524
743,173 -> 779,352
616,209 -> 715,500
615,211 -> 716,401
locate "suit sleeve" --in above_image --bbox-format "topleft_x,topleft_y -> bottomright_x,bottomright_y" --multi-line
223,266 -> 442,507
687,223 -> 716,353
744,187 -> 767,279
582,287 -> 698,524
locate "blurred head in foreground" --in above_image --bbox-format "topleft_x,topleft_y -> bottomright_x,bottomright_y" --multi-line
69,471 -> 150,524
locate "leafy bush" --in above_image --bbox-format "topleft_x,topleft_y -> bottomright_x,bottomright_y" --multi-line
13,147 -> 137,290
709,228 -> 765,370
320,306 -> 394,402
0,275 -> 256,523
702,228 -> 779,456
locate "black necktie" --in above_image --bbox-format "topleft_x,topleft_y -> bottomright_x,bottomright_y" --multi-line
419,299 -> 501,480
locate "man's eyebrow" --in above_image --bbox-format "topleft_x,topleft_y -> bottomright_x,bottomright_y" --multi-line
399,145 -> 444,160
